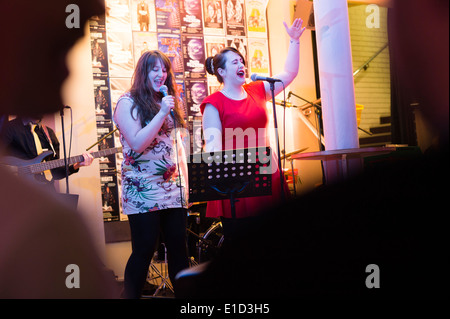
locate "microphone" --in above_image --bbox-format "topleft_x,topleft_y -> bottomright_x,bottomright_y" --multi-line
159,85 -> 176,120
251,73 -> 283,83
159,85 -> 169,97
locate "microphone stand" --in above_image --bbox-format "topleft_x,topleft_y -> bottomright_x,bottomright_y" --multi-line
60,107 -> 70,194
270,82 -> 286,202
288,91 -> 325,151
288,91 -> 327,186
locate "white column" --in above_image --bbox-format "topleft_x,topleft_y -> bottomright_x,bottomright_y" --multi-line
313,0 -> 359,150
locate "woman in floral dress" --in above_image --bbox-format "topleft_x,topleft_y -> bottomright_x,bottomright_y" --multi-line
114,50 -> 189,299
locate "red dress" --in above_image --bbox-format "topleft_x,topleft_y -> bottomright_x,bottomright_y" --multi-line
200,81 -> 289,219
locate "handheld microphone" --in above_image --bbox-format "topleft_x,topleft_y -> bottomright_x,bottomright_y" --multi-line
159,85 -> 169,97
159,85 -> 176,120
251,73 -> 283,83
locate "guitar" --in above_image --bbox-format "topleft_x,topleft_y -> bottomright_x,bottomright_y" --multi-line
0,147 -> 122,180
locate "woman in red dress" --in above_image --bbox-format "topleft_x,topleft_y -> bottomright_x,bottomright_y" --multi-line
200,18 -> 306,240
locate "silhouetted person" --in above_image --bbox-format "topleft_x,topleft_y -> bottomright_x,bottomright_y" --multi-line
0,0 -> 119,298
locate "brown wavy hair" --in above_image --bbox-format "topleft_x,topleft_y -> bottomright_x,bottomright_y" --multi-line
129,50 -> 185,128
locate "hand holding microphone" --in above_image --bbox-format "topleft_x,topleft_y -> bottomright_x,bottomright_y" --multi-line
159,85 -> 176,120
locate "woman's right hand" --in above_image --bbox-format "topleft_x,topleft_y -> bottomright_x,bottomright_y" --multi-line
160,95 -> 175,116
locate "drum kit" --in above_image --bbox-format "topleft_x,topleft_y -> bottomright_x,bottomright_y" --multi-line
185,146 -> 309,263
148,146 -> 307,296
149,147 -> 306,296
185,146 -> 274,263
186,201 -> 224,264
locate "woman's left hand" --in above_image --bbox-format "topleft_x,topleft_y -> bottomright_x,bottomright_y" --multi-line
283,18 -> 306,41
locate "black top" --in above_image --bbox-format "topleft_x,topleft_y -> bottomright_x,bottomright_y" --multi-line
1,117 -> 78,181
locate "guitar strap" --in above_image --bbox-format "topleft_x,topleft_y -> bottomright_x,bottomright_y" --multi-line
40,125 -> 57,182
40,124 -> 56,155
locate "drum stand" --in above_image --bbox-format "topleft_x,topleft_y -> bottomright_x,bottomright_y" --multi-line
147,243 -> 174,296
198,220 -> 224,263
186,222 -> 222,263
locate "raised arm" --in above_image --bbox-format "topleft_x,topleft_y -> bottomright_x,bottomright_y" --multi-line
263,18 -> 306,100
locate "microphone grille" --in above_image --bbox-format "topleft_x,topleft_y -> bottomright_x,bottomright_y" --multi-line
250,74 -> 258,82
159,85 -> 168,96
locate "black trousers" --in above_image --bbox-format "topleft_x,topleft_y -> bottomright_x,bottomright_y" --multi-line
123,208 -> 189,299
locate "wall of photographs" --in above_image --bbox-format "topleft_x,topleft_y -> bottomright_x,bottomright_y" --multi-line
89,0 -> 271,222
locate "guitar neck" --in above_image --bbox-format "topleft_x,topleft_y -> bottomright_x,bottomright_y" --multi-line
29,147 -> 121,174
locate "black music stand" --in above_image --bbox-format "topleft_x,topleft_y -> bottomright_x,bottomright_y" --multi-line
188,147 -> 273,220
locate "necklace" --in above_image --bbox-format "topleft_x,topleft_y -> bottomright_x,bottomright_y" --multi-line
221,88 -> 247,100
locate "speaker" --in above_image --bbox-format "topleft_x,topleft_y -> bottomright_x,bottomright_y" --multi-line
294,0 -> 315,30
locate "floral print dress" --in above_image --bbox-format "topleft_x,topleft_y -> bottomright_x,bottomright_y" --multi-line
115,93 -> 188,215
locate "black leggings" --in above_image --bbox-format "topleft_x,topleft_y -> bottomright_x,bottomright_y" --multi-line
123,208 -> 189,299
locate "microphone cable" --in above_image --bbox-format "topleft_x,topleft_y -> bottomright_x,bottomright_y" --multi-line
282,82 -> 286,171
161,84 -> 186,208
171,102 -> 186,209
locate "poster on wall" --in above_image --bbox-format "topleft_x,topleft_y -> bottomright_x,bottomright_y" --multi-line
248,37 -> 270,75
97,122 -> 121,222
175,78 -> 188,121
110,78 -> 133,110
107,31 -> 135,78
155,0 -> 181,33
89,0 -> 270,220
225,0 -> 246,37
93,76 -> 112,122
207,76 -> 221,95
180,0 -> 204,34
101,173 -> 120,222
227,36 -> 248,77
204,36 -> 226,59
89,13 -> 106,32
90,31 -> 109,76
203,0 -> 225,35
131,0 -> 157,32
106,0 -> 132,32
204,36 -> 226,92
245,0 -> 268,38
132,31 -> 158,65
158,33 -> 184,75
185,78 -> 207,117
188,117 -> 203,154
97,125 -> 117,170
182,34 -> 206,79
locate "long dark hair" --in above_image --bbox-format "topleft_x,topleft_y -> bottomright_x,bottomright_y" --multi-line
205,47 -> 246,83
129,50 -> 185,128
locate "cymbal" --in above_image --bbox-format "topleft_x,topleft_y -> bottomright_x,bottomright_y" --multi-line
188,201 -> 207,208
274,100 -> 295,108
281,147 -> 309,160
